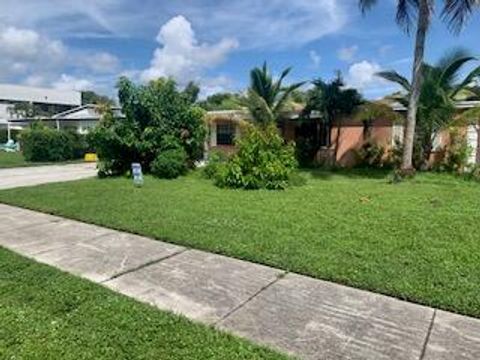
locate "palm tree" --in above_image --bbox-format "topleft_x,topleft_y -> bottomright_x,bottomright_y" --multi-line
247,62 -> 304,125
359,0 -> 480,174
377,49 -> 480,167
305,74 -> 363,159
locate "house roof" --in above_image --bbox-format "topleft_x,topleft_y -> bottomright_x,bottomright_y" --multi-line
8,104 -> 124,123
388,100 -> 480,112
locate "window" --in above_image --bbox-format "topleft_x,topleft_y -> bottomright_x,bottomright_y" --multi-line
216,122 -> 235,145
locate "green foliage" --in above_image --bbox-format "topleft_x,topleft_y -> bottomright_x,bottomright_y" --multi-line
81,90 -> 114,106
247,62 -> 304,124
88,77 -> 206,176
295,136 -> 317,168
182,81 -> 201,104
203,149 -> 230,179
198,93 -> 246,111
151,148 -> 188,179
303,73 -> 363,163
465,164 -> 480,182
215,124 -> 298,190
20,124 -> 86,162
379,48 -> 480,167
439,127 -> 472,173
356,141 -> 387,168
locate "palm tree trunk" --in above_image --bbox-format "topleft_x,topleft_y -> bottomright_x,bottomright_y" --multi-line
401,0 -> 430,174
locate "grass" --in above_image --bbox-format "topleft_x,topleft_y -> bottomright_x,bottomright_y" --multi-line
0,247 -> 288,359
0,151 -> 84,169
0,152 -> 29,168
0,170 -> 479,318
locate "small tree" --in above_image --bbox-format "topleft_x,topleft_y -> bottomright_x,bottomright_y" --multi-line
378,49 -> 480,167
304,74 -> 363,160
359,0 -> 480,174
247,62 -> 304,125
88,77 -> 206,177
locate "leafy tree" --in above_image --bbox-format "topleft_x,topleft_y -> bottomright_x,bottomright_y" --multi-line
81,91 -> 114,106
359,0 -> 480,174
198,92 -> 246,111
247,62 -> 304,125
182,81 -> 201,104
378,48 -> 480,167
88,77 -> 206,176
304,74 -> 363,159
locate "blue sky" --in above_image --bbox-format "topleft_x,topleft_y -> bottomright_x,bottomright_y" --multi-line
0,0 -> 479,99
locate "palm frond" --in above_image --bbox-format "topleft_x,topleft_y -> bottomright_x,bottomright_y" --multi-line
451,65 -> 480,98
436,48 -> 475,87
358,0 -> 378,13
442,0 -> 480,34
396,0 -> 423,32
376,70 -> 412,92
272,82 -> 305,116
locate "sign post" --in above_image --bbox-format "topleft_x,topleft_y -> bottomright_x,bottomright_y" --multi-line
131,163 -> 144,187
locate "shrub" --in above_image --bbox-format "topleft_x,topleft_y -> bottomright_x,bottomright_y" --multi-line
20,124 -> 86,162
215,124 -> 298,190
439,127 -> 472,174
151,148 -> 188,179
295,136 -> 317,168
465,164 -> 480,182
203,150 -> 229,179
0,129 -> 20,143
88,78 -> 206,176
356,140 -> 386,168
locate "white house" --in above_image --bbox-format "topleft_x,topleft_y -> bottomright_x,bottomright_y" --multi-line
0,83 -> 82,140
7,104 -> 124,135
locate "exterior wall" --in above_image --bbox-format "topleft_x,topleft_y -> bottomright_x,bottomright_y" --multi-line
205,108 -> 480,167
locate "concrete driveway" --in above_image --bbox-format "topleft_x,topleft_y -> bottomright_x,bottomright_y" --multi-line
0,163 -> 97,190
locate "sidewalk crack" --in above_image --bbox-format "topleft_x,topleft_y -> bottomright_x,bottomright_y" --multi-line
101,248 -> 188,283
419,309 -> 436,360
214,272 -> 287,326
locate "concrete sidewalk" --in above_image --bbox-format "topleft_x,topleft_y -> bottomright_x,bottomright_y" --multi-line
0,203 -> 478,360
0,163 -> 96,190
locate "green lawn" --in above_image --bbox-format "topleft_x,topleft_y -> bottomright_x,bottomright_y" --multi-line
1,170 -> 479,318
0,151 -> 84,169
0,247 -> 288,359
0,151 -> 29,168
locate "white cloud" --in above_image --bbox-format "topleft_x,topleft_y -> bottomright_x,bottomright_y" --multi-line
52,74 -> 94,91
338,45 -> 358,62
141,16 -> 238,85
346,60 -> 401,98
85,52 -> 120,73
346,60 -> 383,90
0,1 -> 349,49
309,50 -> 321,68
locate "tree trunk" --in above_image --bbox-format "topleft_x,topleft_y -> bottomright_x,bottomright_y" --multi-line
401,0 -> 431,174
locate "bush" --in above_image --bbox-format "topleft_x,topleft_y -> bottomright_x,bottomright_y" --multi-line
215,124 -> 298,190
356,140 -> 386,168
151,148 -> 188,179
203,150 -> 229,179
88,78 -> 206,176
465,164 -> 480,182
439,127 -> 472,174
20,124 -> 87,162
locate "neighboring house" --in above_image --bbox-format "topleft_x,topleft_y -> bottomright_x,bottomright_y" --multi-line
8,104 -> 124,135
0,83 -> 81,141
205,100 -> 480,166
